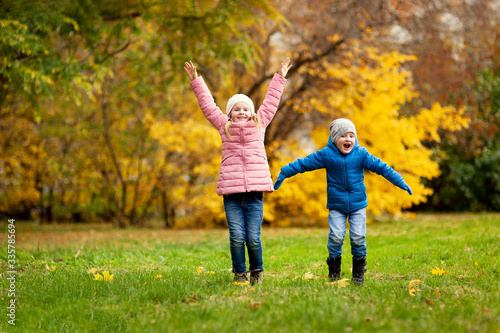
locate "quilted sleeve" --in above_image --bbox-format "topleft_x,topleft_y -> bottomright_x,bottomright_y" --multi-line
280,149 -> 325,179
257,73 -> 287,128
190,76 -> 228,129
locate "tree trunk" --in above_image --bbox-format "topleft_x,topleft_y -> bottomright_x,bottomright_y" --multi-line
161,190 -> 175,229
101,78 -> 129,228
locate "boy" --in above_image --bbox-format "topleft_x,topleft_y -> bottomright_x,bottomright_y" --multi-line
274,118 -> 412,285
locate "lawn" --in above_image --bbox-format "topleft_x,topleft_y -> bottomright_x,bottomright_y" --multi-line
1,214 -> 499,332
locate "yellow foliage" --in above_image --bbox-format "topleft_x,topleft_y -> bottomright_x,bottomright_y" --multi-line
0,115 -> 40,213
0,28 -> 468,228
149,97 -> 225,227
269,43 -> 469,220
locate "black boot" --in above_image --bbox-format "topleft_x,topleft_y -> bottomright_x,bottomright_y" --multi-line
352,256 -> 367,286
326,256 -> 342,281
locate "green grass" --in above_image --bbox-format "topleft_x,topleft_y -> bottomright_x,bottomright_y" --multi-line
1,214 -> 499,332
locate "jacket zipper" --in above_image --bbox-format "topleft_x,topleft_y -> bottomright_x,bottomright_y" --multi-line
342,155 -> 349,212
241,124 -> 247,191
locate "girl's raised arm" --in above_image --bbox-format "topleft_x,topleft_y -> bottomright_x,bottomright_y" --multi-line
184,61 -> 198,81
256,58 -> 290,127
186,60 -> 228,129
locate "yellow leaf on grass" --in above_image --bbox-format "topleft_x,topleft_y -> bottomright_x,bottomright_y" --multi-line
325,278 -> 350,288
155,274 -> 163,279
431,267 -> 446,275
303,272 -> 314,280
101,271 -> 114,282
232,281 -> 250,286
409,280 -> 423,287
196,267 -> 203,274
94,271 -> 114,282
409,280 -> 423,296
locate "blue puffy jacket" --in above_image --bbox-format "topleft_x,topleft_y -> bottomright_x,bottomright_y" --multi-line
278,134 -> 407,214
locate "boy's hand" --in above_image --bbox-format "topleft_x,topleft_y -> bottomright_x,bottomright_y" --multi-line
184,61 -> 198,81
400,181 -> 413,195
278,58 -> 292,78
273,172 -> 286,190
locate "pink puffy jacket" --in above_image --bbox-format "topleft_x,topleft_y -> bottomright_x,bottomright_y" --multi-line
190,73 -> 286,195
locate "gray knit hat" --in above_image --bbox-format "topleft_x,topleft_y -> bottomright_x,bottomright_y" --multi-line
226,94 -> 255,116
329,118 -> 357,144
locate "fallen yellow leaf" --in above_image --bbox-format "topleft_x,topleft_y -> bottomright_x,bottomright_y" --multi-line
409,280 -> 423,296
325,278 -> 349,288
232,281 -> 250,286
409,280 -> 423,288
431,267 -> 446,275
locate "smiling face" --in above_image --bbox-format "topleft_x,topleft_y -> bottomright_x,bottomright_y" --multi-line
230,102 -> 252,123
336,132 -> 356,154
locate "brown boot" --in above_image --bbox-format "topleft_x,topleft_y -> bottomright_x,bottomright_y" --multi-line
234,271 -> 248,283
249,270 -> 263,286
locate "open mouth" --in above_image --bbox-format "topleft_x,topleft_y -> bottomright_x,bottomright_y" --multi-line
343,143 -> 351,149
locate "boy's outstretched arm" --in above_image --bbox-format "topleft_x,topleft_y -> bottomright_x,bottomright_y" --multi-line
184,60 -> 198,81
363,150 -> 413,195
274,150 -> 325,190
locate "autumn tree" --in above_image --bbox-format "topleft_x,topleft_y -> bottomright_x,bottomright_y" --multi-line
202,0 -> 473,224
377,0 -> 500,212
1,0 -> 498,226
0,0 -> 284,225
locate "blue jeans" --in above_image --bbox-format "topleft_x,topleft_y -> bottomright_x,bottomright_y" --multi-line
223,192 -> 264,273
327,208 -> 367,258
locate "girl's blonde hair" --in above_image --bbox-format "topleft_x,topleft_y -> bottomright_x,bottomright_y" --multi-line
224,114 -> 262,140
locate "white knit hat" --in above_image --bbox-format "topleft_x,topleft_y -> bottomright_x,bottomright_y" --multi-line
329,118 -> 357,144
226,94 -> 255,116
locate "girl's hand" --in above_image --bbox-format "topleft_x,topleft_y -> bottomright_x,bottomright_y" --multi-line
278,58 -> 292,78
184,61 -> 198,81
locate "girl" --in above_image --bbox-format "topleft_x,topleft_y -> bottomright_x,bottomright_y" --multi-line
184,58 -> 291,285
273,118 -> 412,286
